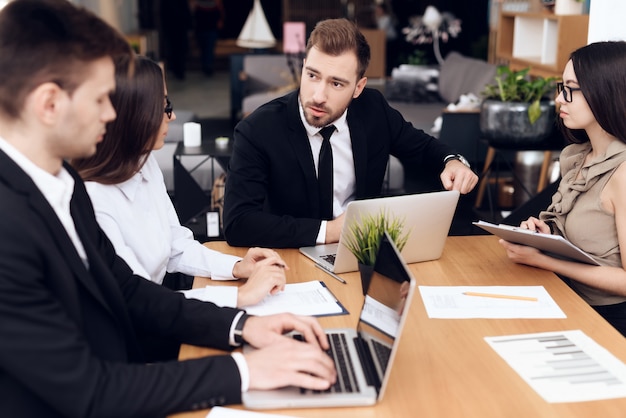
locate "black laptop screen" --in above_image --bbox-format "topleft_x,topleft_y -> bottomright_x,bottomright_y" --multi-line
355,232 -> 414,387
358,233 -> 412,338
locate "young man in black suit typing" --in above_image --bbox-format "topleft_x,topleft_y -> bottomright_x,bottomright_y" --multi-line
0,1 -> 335,416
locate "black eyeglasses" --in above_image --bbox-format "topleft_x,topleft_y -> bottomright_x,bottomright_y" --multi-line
164,96 -> 173,119
556,82 -> 582,103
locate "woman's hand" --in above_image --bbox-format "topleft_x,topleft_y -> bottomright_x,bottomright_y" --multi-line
499,239 -> 543,266
519,216 -> 551,234
232,247 -> 288,279
237,257 -> 286,307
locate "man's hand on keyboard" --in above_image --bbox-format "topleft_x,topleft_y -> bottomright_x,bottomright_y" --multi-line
242,313 -> 330,350
245,336 -> 337,391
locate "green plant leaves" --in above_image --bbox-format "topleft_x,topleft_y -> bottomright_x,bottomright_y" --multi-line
482,66 -> 556,124
342,210 -> 410,266
528,99 -> 542,124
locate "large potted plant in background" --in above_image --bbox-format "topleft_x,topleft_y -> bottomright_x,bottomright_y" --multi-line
343,211 -> 409,294
480,66 -> 557,148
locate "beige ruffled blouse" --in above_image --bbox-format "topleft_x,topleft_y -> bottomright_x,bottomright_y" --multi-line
540,140 -> 626,305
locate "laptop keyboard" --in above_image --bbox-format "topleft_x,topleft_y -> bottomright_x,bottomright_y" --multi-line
371,339 -> 392,372
295,333 -> 359,394
320,253 -> 336,265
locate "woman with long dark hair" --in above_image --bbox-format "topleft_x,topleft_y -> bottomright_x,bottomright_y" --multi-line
499,41 -> 626,336
72,56 -> 286,308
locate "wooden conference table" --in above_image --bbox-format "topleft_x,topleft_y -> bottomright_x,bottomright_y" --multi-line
171,236 -> 626,418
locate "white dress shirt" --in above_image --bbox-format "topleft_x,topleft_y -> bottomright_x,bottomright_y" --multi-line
87,154 -> 249,389
85,153 -> 241,293
1,140 -> 250,390
298,100 -> 357,243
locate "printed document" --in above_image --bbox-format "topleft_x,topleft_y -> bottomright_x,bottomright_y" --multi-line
485,330 -> 626,403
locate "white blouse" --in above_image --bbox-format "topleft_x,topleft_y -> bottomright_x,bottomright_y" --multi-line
85,153 -> 241,286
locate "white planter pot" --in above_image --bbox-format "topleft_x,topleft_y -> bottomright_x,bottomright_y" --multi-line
555,0 -> 584,15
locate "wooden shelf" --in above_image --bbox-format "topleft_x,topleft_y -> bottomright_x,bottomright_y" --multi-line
496,11 -> 589,78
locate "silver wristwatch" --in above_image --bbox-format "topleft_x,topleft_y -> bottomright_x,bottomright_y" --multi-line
443,154 -> 471,168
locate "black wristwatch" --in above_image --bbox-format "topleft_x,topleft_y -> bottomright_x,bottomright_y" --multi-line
443,154 -> 471,168
233,312 -> 250,345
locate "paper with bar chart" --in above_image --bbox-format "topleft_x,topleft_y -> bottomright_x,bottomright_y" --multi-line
485,330 -> 626,403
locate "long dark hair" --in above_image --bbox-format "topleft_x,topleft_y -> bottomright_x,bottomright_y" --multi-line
72,55 -> 164,184
560,41 -> 626,145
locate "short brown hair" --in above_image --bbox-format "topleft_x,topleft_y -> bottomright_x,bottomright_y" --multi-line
305,18 -> 370,79
72,56 -> 165,184
0,0 -> 133,119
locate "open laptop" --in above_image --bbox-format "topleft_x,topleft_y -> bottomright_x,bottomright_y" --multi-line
299,190 -> 460,273
243,231 -> 417,409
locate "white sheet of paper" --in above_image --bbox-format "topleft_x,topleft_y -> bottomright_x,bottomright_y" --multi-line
418,285 -> 566,318
485,330 -> 626,403
207,406 -> 300,418
243,281 -> 345,317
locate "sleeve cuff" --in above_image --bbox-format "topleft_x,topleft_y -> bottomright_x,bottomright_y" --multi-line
179,286 -> 237,308
211,254 -> 243,281
316,220 -> 327,244
231,352 -> 250,392
229,310 -> 246,346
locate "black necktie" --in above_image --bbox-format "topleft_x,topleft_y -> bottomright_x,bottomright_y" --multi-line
318,125 -> 335,220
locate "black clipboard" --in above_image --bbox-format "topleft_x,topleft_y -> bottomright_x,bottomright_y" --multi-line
473,220 -> 600,265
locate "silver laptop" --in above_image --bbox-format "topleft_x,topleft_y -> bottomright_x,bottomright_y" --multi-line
243,232 -> 417,409
299,191 -> 460,273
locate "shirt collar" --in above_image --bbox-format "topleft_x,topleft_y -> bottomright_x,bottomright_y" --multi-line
116,169 -> 146,202
0,136 -> 74,211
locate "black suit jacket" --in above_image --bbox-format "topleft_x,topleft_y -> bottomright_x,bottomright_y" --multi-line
0,152 -> 243,417
224,88 -> 456,248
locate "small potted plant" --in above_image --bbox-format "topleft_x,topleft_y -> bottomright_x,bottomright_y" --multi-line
343,210 -> 409,294
480,66 -> 557,147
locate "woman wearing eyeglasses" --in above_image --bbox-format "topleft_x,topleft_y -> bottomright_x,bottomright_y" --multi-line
71,56 -> 286,319
499,41 -> 626,336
